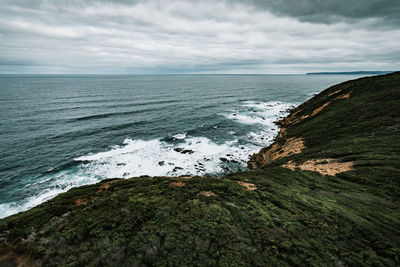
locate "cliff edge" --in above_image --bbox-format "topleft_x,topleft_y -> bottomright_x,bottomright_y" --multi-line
1,72 -> 399,266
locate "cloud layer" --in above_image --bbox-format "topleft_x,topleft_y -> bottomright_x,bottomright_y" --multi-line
238,0 -> 400,26
0,0 -> 399,73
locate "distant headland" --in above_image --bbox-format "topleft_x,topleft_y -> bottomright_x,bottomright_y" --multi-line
306,71 -> 394,75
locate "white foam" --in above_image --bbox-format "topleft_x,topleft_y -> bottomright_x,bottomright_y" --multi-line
74,136 -> 256,178
226,113 -> 273,126
70,101 -> 293,181
0,100 -> 292,219
172,133 -> 187,140
225,101 -> 292,146
226,101 -> 291,127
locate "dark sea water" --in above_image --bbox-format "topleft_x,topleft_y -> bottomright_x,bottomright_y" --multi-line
0,74 -> 363,218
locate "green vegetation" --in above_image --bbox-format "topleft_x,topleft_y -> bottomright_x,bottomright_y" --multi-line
1,72 -> 399,266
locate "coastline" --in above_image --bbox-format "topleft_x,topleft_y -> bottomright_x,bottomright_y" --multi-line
1,72 -> 399,266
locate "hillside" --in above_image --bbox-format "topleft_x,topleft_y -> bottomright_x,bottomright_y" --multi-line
1,72 -> 399,266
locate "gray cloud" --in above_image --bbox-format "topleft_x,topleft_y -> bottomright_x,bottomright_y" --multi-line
238,0 -> 400,26
0,0 -> 399,73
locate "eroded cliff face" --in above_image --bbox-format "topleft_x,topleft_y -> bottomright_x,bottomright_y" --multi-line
248,137 -> 305,169
248,83 -> 356,177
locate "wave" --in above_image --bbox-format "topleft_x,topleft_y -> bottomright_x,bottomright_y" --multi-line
47,97 -> 182,108
0,100 -> 292,219
70,106 -> 167,122
35,99 -> 183,116
74,136 -> 255,177
224,101 -> 292,145
0,135 -> 255,219
41,120 -> 158,143
225,101 -> 292,126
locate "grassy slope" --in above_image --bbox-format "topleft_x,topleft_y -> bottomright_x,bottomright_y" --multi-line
1,72 -> 399,266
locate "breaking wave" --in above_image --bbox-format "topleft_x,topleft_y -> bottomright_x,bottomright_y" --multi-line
0,101 -> 292,219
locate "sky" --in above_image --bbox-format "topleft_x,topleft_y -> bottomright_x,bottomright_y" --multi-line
0,0 -> 399,74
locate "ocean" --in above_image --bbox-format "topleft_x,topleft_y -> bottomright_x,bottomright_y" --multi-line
0,74 -> 363,218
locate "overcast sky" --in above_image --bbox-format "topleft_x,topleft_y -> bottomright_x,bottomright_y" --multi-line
0,0 -> 399,74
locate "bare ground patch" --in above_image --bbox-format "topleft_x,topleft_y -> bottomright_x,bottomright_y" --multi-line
311,102 -> 331,117
249,88 -> 353,170
170,181 -> 185,188
74,196 -> 98,206
336,90 -> 352,99
328,89 -> 342,96
198,191 -> 217,197
309,90 -> 352,117
237,181 -> 257,191
248,137 -> 305,169
282,158 -> 354,176
269,137 -> 305,160
97,183 -> 110,193
281,89 -> 352,129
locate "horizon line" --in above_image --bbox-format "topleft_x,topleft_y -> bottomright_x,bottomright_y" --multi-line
0,71 -> 395,76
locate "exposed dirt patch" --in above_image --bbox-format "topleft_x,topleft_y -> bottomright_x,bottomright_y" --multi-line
311,101 -> 331,117
280,111 -> 303,128
237,181 -> 257,191
303,90 -> 352,119
97,183 -> 110,193
249,88 -> 354,170
74,196 -> 98,206
280,89 -> 352,131
248,137 -> 305,169
336,90 -> 352,99
282,158 -> 354,176
198,191 -> 217,197
170,181 -> 185,188
328,89 -> 342,96
270,137 -> 305,160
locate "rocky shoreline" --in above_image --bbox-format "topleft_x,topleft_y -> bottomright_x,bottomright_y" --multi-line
1,72 -> 399,266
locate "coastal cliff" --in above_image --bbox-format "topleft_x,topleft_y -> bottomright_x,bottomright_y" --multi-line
1,72 -> 399,266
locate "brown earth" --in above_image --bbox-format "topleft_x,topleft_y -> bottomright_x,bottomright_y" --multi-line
237,181 -> 257,191
279,89 -> 352,131
198,191 -> 217,197
282,158 -> 354,176
74,196 -> 98,206
170,181 -> 185,187
97,183 -> 110,193
248,137 -> 305,169
328,89 -> 342,96
336,90 -> 352,100
249,89 -> 353,170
